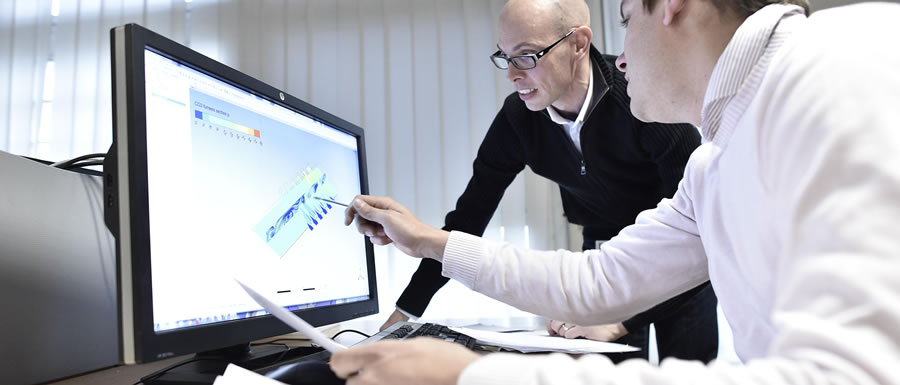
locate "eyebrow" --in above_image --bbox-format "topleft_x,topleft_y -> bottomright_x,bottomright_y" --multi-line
510,42 -> 540,53
497,42 -> 541,56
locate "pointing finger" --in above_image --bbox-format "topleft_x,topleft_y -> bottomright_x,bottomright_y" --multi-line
344,195 -> 363,226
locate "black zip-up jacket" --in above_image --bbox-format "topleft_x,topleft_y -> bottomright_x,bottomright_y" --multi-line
396,45 -> 703,332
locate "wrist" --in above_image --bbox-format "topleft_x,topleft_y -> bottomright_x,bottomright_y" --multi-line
394,307 -> 416,321
422,228 -> 450,262
614,322 -> 628,338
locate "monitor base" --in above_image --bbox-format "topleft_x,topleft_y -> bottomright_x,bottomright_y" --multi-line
141,343 -> 327,385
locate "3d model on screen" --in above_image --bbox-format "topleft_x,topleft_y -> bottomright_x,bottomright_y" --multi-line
254,167 -> 340,256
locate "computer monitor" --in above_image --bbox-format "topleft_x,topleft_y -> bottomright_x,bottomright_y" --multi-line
104,23 -> 378,371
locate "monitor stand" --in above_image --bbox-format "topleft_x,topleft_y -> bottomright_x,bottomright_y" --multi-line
140,343 -> 327,385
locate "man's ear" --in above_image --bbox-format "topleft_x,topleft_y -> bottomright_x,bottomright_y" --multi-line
574,26 -> 593,57
663,0 -> 687,25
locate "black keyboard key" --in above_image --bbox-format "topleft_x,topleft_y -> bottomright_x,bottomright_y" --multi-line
386,322 -> 477,350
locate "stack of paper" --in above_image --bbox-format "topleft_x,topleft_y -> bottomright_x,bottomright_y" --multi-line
450,327 -> 640,354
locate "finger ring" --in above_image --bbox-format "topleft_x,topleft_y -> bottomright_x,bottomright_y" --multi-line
558,323 -> 570,334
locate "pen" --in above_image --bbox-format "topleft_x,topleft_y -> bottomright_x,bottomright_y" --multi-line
314,196 -> 350,207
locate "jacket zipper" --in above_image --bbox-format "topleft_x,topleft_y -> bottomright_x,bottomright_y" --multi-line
554,125 -> 587,176
542,52 -> 611,178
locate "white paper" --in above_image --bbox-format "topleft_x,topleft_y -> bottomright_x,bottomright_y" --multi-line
450,327 -> 640,354
234,277 -> 347,353
212,363 -> 288,385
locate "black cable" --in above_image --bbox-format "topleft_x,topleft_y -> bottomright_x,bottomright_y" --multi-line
132,357 -> 227,385
250,341 -> 289,348
331,329 -> 371,340
62,159 -> 103,169
251,339 -> 327,366
50,152 -> 105,168
253,338 -> 311,345
20,155 -> 102,176
246,342 -> 294,366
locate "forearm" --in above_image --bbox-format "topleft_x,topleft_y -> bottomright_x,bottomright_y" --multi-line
442,236 -> 706,326
441,196 -> 709,326
392,151 -> 515,315
395,259 -> 451,317
392,110 -> 522,313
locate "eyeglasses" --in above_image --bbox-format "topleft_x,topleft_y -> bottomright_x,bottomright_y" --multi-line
490,28 -> 576,70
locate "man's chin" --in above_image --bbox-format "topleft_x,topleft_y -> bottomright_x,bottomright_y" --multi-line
632,112 -> 655,123
523,100 -> 548,112
631,101 -> 664,123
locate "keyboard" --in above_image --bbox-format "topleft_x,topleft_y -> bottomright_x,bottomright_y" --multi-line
359,321 -> 478,350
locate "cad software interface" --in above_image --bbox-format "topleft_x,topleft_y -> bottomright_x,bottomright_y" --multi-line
142,49 -> 370,332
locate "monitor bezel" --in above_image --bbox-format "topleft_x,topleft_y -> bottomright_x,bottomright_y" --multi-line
108,23 -> 378,364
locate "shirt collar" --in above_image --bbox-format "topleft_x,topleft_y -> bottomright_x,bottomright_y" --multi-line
546,67 -> 594,126
700,4 -> 805,142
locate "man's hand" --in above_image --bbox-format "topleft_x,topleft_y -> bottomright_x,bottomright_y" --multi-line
330,338 -> 479,385
379,309 -> 411,332
344,195 -> 449,260
547,319 -> 629,341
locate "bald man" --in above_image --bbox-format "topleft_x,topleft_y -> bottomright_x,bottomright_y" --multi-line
383,0 -> 715,363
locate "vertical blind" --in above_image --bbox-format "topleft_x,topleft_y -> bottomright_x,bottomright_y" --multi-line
0,0 -> 611,322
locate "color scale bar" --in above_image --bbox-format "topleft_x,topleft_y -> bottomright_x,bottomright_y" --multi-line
195,110 -> 260,137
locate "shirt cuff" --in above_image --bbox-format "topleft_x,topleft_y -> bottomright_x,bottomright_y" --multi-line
394,306 -> 419,321
441,231 -> 484,290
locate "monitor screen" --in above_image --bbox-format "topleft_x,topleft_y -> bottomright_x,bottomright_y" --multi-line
106,23 -> 377,365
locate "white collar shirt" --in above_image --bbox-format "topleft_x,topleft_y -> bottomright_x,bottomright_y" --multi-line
546,68 -> 593,154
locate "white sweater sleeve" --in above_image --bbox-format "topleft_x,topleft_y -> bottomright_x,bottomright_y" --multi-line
441,168 -> 710,326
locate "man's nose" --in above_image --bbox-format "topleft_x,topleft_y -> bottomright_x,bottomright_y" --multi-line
506,65 -> 525,82
615,52 -> 627,72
